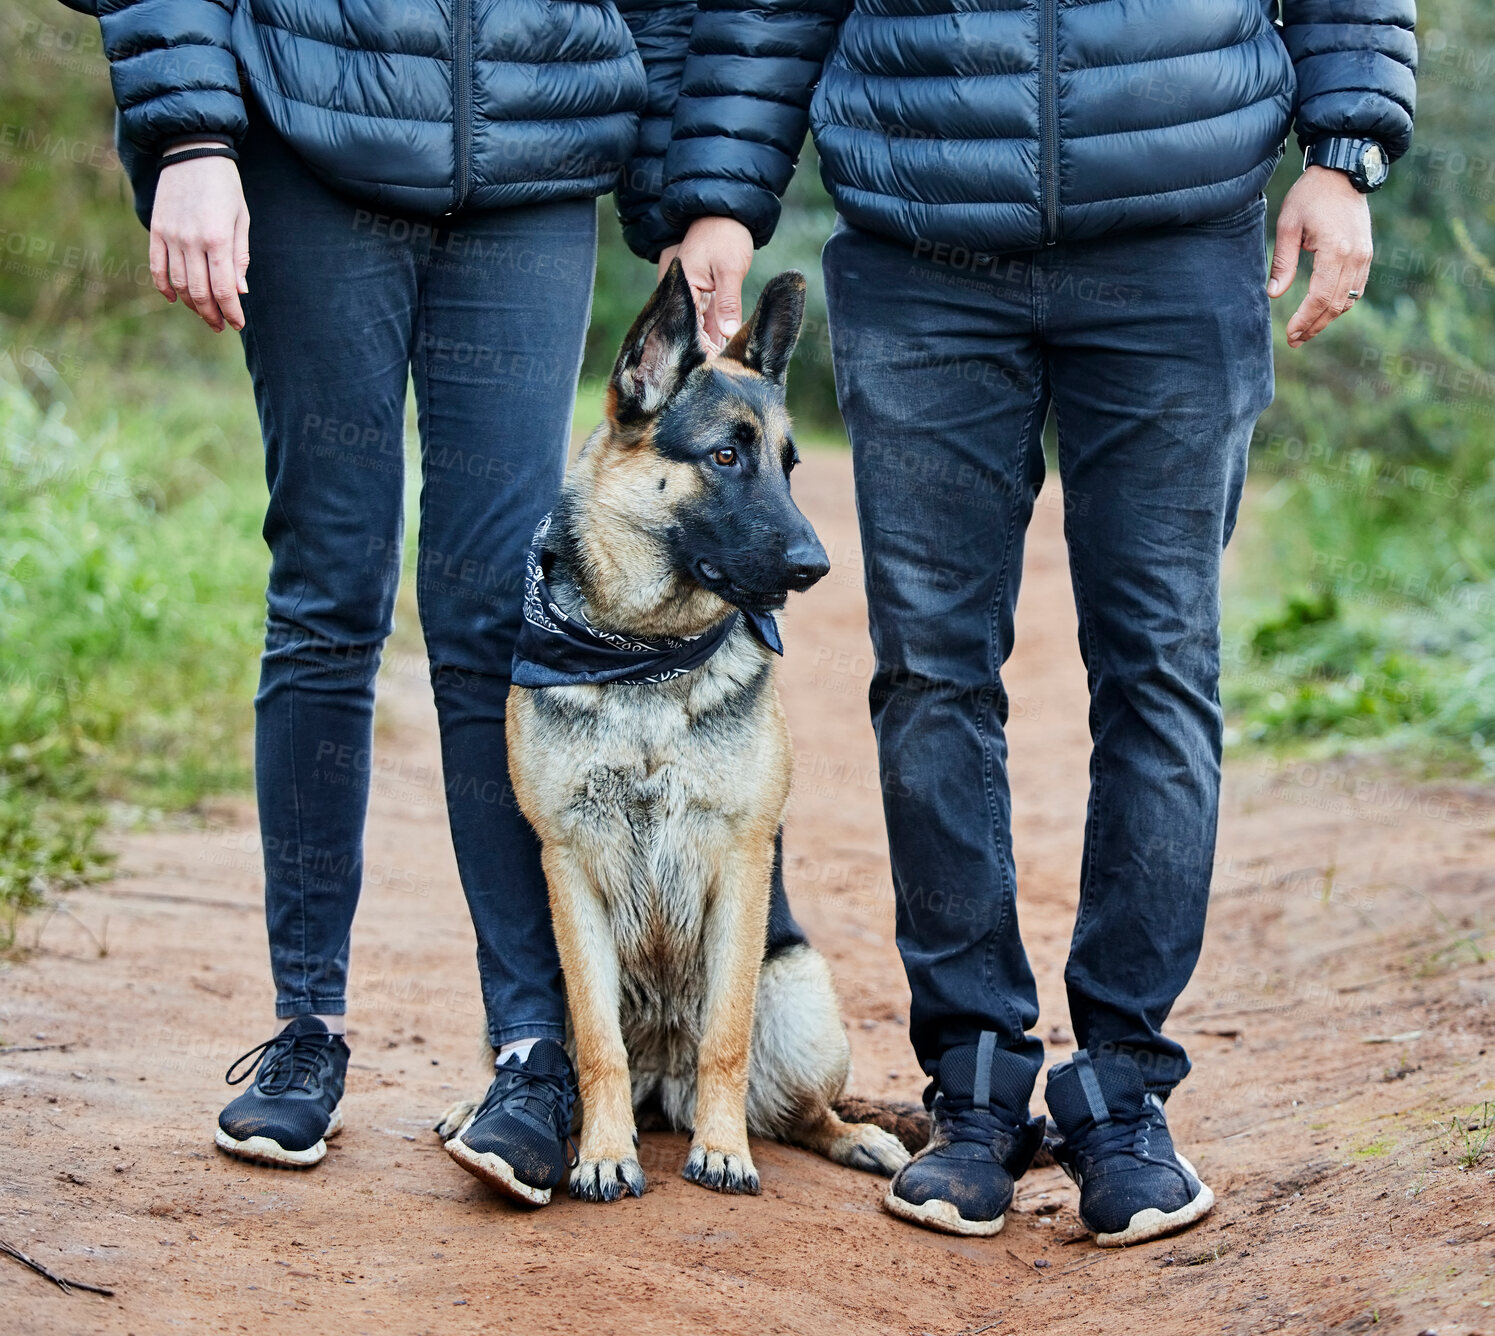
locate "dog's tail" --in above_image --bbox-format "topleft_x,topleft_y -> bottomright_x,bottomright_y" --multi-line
832,1097 -> 1058,1166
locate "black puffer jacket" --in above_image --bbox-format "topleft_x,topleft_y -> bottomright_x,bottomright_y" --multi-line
660,0 -> 1418,252
72,0 -> 695,256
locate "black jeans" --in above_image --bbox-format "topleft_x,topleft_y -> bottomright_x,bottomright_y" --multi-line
239,113 -> 593,1046
822,204 -> 1274,1100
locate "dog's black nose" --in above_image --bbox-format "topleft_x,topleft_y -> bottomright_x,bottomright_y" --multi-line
783,537 -> 830,590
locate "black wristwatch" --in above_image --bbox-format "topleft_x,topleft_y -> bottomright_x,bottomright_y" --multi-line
1304,138 -> 1389,194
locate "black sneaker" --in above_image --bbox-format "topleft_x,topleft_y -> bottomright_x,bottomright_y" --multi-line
1046,1050 -> 1214,1247
442,1039 -> 578,1207
882,1036 -> 1045,1237
215,1016 -> 348,1168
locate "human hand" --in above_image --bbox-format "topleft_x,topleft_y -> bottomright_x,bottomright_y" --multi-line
1267,166 -> 1373,349
660,216 -> 754,352
149,147 -> 250,332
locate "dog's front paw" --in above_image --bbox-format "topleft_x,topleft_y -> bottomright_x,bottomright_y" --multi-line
570,1154 -> 646,1203
682,1145 -> 760,1195
831,1123 -> 912,1177
434,1098 -> 479,1140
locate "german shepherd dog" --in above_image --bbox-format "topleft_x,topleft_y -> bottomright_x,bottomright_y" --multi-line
441,263 -> 912,1203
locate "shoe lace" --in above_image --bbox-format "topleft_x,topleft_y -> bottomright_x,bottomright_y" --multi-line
934,1099 -> 1010,1148
225,1030 -> 339,1097
1081,1104 -> 1166,1166
479,1060 -> 579,1166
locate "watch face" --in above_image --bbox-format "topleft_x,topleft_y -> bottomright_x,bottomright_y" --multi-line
1362,143 -> 1389,187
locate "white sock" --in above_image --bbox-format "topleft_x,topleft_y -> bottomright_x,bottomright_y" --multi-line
497,1038 -> 540,1066
312,1014 -> 346,1035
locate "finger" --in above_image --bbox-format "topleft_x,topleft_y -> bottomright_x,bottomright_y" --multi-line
185,246 -> 224,331
1341,247 -> 1373,318
1321,245 -> 1375,340
676,256 -> 724,351
208,242 -> 244,332
701,289 -> 724,350
1292,243 -> 1362,346
1287,246 -> 1342,347
697,307 -> 722,356
1267,213 -> 1301,299
712,264 -> 745,342
676,257 -> 710,313
656,244 -> 680,281
1310,244 -> 1373,341
167,244 -> 192,311
149,230 -> 174,302
234,207 -> 251,295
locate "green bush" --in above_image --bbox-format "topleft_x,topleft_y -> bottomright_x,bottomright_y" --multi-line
1222,0 -> 1495,771
0,342 -> 266,944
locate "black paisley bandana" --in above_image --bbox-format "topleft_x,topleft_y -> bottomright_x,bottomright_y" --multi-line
510,514 -> 783,689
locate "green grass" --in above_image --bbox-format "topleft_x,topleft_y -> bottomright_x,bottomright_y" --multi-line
1223,573 -> 1495,775
0,325 -> 266,946
1443,1103 -> 1494,1171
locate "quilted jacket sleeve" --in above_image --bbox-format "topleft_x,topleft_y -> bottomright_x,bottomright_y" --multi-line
95,0 -> 247,156
657,0 -> 845,249
1279,0 -> 1417,160
614,0 -> 698,261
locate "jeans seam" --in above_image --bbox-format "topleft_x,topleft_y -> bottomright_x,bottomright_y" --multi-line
979,367 -> 1048,1040
1058,415 -> 1105,944
248,316 -> 315,1014
413,274 -> 432,632
277,997 -> 347,1018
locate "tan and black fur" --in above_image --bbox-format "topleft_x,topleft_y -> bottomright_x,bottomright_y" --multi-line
440,263 -> 910,1202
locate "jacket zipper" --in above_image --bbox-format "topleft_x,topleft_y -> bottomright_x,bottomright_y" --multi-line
452,0 -> 474,211
1039,0 -> 1059,245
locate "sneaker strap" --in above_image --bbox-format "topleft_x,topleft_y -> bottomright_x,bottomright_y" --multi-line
972,1031 -> 997,1112
1072,1049 -> 1113,1127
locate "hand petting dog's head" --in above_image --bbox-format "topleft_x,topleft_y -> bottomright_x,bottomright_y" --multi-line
573,261 -> 829,634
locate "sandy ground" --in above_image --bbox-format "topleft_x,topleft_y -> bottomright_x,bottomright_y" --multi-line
2,452 -> 1493,1336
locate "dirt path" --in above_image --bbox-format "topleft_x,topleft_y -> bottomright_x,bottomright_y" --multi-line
3,453 -> 1493,1336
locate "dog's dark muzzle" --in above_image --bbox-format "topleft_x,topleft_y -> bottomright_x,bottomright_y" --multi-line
690,526 -> 829,605
781,535 -> 831,592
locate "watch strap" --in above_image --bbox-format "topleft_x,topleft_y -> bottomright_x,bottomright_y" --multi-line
1305,138 -> 1360,173
1304,137 -> 1386,192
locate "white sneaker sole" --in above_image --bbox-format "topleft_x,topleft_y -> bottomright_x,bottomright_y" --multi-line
1092,1155 -> 1215,1248
882,1190 -> 1006,1238
214,1105 -> 343,1168
444,1135 -> 551,1207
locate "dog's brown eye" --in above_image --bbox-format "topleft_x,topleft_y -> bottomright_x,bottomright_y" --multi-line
711,447 -> 738,467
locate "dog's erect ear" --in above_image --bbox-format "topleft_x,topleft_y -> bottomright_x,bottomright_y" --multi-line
720,271 -> 806,384
609,259 -> 706,427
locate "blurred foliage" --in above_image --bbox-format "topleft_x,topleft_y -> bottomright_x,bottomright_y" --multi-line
1,0 -> 270,932
1224,0 -> 1495,773
0,344 -> 266,942
1,0 -> 1493,931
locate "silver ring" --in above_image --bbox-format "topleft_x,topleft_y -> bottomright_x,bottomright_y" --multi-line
1347,289 -> 1362,301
